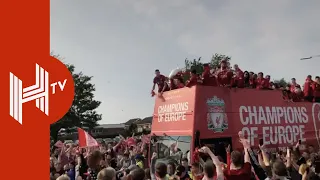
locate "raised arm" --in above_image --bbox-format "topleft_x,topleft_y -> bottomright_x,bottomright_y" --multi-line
238,131 -> 250,164
258,151 -> 265,168
259,145 -> 270,167
200,147 -> 224,180
150,152 -> 157,180
112,140 -> 123,152
286,147 -> 291,168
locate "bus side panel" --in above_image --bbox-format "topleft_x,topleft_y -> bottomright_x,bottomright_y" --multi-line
194,86 -> 320,151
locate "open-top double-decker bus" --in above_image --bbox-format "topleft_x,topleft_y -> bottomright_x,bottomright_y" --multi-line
150,86 -> 320,164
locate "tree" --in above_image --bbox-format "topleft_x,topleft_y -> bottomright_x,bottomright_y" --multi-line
274,78 -> 289,87
210,53 -> 231,69
183,53 -> 232,81
184,57 -> 203,81
50,55 -> 102,142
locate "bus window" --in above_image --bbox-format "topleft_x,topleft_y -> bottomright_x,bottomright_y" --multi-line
150,136 -> 191,164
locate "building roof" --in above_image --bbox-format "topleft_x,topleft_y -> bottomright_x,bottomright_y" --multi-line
95,124 -> 125,129
124,118 -> 141,125
137,116 -> 152,124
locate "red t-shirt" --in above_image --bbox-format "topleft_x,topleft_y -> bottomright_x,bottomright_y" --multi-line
177,83 -> 185,88
313,82 -> 320,97
234,69 -> 244,88
264,79 -> 271,89
217,69 -> 233,86
256,78 -> 267,89
202,70 -> 217,86
292,92 -> 304,102
249,78 -> 256,88
290,83 -> 300,93
169,79 -> 185,90
153,75 -> 168,92
224,162 -> 252,180
303,79 -> 314,97
186,75 -> 198,87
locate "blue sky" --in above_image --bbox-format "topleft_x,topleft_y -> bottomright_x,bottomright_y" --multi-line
50,0 -> 320,124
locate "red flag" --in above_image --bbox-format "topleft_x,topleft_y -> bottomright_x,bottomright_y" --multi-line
54,140 -> 64,148
125,137 -> 136,147
77,128 -> 99,148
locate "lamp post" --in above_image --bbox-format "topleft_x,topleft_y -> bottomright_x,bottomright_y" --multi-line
300,55 -> 320,60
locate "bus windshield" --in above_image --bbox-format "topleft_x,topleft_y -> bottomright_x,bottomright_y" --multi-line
151,135 -> 191,164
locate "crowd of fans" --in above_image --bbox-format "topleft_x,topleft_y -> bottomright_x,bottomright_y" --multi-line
152,60 -> 320,102
50,132 -> 320,180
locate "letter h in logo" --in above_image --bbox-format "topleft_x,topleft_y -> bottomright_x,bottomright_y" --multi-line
9,64 -> 49,124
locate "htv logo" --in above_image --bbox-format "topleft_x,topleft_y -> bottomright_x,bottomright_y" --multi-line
9,64 -> 67,124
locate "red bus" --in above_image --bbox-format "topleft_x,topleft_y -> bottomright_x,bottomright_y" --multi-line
150,86 -> 320,164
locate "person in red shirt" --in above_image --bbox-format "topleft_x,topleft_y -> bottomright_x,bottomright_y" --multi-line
202,63 -> 211,86
249,73 -> 257,89
256,72 -> 267,89
233,64 -> 244,88
264,75 -> 271,89
202,64 -> 217,86
303,75 -> 314,102
170,77 -> 185,90
217,60 -> 233,87
176,78 -> 185,89
224,132 -> 252,180
186,69 -> 198,87
282,84 -> 293,101
313,76 -> 320,102
290,78 -> 300,93
152,69 -> 169,96
292,85 -> 304,102
199,147 -> 224,180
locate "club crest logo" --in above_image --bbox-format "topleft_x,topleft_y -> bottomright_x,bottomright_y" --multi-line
206,96 -> 228,132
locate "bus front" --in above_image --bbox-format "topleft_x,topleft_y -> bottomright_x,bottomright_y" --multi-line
150,87 -> 196,164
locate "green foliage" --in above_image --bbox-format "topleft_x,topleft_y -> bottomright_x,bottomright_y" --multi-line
184,57 -> 203,81
50,54 -> 102,142
210,53 -> 231,69
128,123 -> 138,135
183,53 -> 232,81
274,78 -> 289,87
